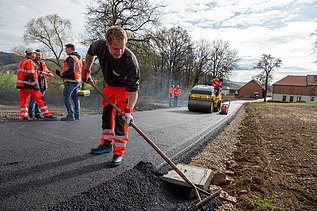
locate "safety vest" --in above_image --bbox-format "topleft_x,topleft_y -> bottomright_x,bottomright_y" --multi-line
212,78 -> 222,88
37,61 -> 51,89
174,87 -> 181,97
16,57 -> 39,89
169,87 -> 174,98
62,55 -> 82,83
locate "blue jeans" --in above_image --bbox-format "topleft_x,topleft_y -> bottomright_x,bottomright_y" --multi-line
174,96 -> 179,107
28,88 -> 46,117
169,98 -> 174,107
63,82 -> 80,118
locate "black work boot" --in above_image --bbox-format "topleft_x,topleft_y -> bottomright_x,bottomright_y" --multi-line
90,140 -> 113,154
109,154 -> 123,167
61,116 -> 75,121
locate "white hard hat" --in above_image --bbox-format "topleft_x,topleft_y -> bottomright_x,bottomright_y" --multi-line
25,48 -> 36,54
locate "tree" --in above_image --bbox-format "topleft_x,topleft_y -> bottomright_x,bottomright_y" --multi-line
207,39 -> 240,80
192,39 -> 212,85
154,26 -> 194,87
254,54 -> 282,102
23,14 -> 72,68
191,39 -> 239,86
84,0 -> 163,44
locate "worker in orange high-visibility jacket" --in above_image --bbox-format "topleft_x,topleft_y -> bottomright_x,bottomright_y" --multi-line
173,85 -> 181,107
16,48 -> 57,121
28,49 -> 54,119
56,44 -> 82,121
82,26 -> 140,167
212,77 -> 222,96
168,85 -> 174,107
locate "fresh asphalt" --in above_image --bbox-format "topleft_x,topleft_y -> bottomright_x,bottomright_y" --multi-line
0,101 -> 246,210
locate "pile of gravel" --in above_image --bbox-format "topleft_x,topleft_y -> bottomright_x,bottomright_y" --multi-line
48,161 -> 222,211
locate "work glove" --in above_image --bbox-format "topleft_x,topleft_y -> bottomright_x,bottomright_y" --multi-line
82,69 -> 93,83
122,108 -> 133,125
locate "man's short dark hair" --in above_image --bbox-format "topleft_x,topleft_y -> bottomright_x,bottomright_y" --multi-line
35,49 -> 42,52
65,44 -> 75,51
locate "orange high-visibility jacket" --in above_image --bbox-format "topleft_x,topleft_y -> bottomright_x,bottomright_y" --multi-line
212,77 -> 222,88
174,87 -> 181,97
169,87 -> 174,98
16,57 -> 39,90
37,61 -> 51,89
61,55 -> 82,83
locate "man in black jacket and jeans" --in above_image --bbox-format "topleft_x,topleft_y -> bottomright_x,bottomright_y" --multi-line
56,44 -> 82,121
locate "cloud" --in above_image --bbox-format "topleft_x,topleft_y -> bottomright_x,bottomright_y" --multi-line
0,0 -> 316,83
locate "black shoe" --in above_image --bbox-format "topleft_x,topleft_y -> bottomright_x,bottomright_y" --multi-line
61,116 -> 75,121
90,141 -> 113,154
109,154 -> 123,167
35,114 -> 43,119
43,115 -> 58,121
75,116 -> 80,120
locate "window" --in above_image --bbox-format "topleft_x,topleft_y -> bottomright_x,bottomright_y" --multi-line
290,96 -> 294,102
282,96 -> 286,101
311,97 -> 314,101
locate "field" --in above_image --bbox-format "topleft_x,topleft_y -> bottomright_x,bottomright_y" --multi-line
191,103 -> 317,210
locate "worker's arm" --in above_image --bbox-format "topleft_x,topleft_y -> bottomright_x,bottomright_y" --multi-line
82,53 -> 95,82
84,53 -> 95,70
126,91 -> 138,110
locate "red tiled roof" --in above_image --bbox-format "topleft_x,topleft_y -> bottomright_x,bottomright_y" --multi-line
273,75 -> 307,87
307,75 -> 317,85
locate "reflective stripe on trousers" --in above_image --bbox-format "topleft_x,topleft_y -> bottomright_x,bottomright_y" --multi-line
19,89 -> 52,119
100,85 -> 129,156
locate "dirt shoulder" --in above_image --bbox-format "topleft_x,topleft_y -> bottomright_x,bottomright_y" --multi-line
191,103 -> 317,210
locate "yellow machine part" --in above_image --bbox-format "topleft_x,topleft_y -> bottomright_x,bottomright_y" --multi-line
78,89 -> 90,97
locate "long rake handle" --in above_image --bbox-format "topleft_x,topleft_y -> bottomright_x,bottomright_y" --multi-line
89,82 -> 210,198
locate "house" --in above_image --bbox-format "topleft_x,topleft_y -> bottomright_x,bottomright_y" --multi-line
272,75 -> 317,103
238,79 -> 264,99
222,86 -> 240,96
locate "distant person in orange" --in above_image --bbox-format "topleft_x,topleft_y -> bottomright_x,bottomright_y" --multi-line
212,77 -> 222,96
173,85 -> 181,107
168,85 -> 174,107
28,49 -> 54,119
16,48 -> 57,121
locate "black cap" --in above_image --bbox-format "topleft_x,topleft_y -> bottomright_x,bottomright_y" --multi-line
65,44 -> 75,51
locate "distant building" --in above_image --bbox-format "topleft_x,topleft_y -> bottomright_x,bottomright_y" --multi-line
272,75 -> 317,103
238,79 -> 264,99
222,86 -> 240,96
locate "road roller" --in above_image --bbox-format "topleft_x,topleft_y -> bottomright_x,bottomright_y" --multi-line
188,85 -> 222,113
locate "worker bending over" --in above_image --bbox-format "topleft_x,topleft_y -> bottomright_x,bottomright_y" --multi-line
82,26 -> 140,167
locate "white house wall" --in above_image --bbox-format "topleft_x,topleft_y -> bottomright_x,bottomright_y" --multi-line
272,93 -> 317,103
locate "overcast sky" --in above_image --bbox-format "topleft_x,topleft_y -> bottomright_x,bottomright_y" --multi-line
0,0 -> 316,83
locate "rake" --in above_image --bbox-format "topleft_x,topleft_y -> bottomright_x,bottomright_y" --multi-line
88,81 -> 221,209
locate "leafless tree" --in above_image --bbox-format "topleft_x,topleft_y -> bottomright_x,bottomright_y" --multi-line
154,26 -> 194,87
208,39 -> 240,80
23,14 -> 71,68
192,39 -> 213,85
84,0 -> 163,44
254,54 -> 282,102
190,39 -> 239,86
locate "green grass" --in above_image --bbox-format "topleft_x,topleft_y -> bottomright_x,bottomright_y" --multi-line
0,71 -> 19,101
253,195 -> 278,211
251,101 -> 317,107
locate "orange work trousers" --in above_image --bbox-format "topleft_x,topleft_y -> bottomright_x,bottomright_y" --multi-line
19,88 -> 52,119
100,85 -> 129,156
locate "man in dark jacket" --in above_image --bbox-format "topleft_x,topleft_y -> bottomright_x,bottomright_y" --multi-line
82,26 -> 140,167
56,44 -> 82,121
